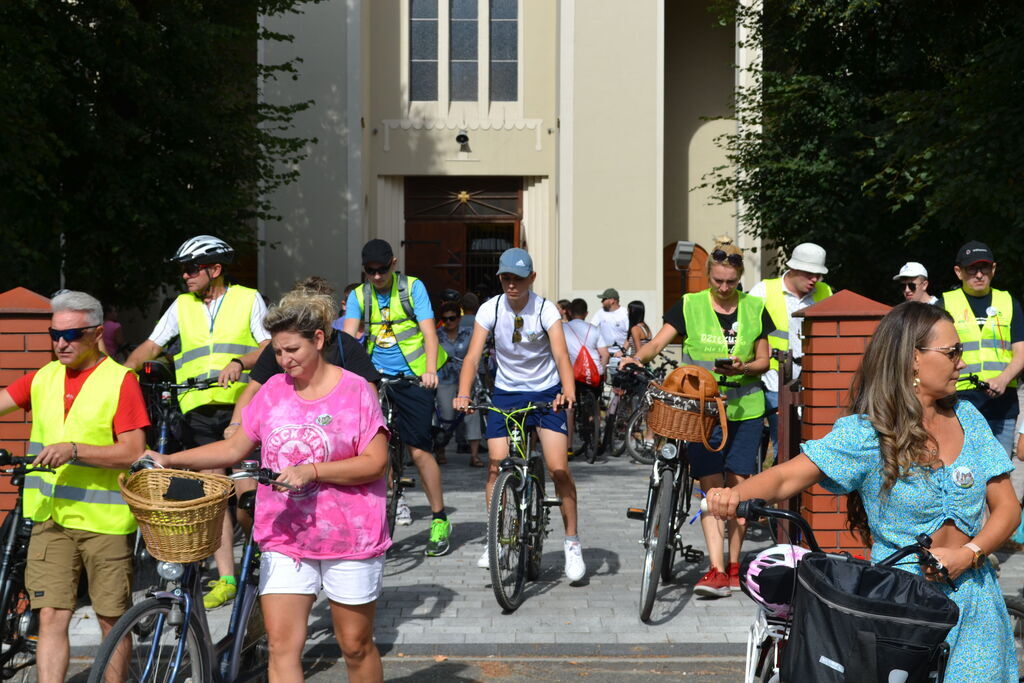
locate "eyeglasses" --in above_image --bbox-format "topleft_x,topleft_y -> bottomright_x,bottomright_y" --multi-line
511,315 -> 524,344
48,325 -> 98,343
182,263 -> 205,277
364,265 -> 390,276
916,342 -> 964,362
964,265 -> 993,277
710,249 -> 744,268
900,281 -> 918,292
440,315 -> 459,322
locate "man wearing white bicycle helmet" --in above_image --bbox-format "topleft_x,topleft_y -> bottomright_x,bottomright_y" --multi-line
126,235 -> 270,608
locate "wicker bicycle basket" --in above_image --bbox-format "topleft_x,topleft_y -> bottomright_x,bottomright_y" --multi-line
646,366 -> 728,451
119,469 -> 235,563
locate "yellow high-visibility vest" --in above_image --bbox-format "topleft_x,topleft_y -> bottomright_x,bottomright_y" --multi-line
943,288 -> 1017,391
24,359 -> 136,534
175,286 -> 259,413
681,290 -> 766,421
761,278 -> 832,372
354,274 -> 447,375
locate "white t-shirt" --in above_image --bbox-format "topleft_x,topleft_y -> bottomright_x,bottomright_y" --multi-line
476,293 -> 563,392
148,287 -> 270,347
589,306 -> 629,348
563,319 -> 609,376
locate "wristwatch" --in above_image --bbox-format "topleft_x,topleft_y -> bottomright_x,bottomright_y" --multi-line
963,541 -> 986,569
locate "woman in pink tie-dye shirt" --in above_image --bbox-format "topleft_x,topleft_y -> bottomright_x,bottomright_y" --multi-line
151,290 -> 390,683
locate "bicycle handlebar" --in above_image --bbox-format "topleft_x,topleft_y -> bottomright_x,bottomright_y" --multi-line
230,465 -> 300,491
140,376 -> 218,391
699,497 -> 953,586
0,449 -> 54,473
964,373 -> 990,392
462,401 -> 557,413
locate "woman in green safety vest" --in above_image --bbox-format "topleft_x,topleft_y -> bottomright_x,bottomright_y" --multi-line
625,239 -> 775,599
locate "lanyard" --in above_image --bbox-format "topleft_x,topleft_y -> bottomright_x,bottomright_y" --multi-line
206,286 -> 229,333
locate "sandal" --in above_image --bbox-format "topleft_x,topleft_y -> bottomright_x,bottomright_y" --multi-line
469,458 -> 484,467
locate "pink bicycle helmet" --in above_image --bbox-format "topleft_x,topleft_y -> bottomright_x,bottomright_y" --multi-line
740,544 -> 809,619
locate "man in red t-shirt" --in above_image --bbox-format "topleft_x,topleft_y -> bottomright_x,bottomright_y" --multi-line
0,291 -> 148,683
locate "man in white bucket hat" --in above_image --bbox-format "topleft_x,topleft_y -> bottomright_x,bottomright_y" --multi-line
749,243 -> 832,458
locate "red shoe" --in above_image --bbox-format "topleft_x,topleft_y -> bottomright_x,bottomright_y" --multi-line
727,562 -> 741,590
694,568 -> 731,598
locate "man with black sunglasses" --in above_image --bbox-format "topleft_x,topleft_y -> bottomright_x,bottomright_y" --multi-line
749,242 -> 832,458
343,239 -> 454,556
0,291 -> 148,682
894,262 -> 940,305
940,241 -> 1024,455
125,234 -> 271,608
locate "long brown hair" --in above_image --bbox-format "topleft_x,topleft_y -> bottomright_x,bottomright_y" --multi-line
844,301 -> 956,545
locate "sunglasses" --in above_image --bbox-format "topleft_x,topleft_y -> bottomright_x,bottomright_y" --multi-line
916,342 -> 964,362
364,265 -> 390,276
511,315 -> 524,344
900,281 -> 918,292
710,249 -> 744,268
441,315 -> 459,322
48,325 -> 98,343
181,263 -> 206,277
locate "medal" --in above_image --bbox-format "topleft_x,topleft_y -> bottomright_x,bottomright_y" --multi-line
952,466 -> 974,489
986,306 -> 999,317
316,414 -> 333,426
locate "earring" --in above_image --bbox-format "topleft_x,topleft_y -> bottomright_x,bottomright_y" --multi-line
913,374 -> 921,388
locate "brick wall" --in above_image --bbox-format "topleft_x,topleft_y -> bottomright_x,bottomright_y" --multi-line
795,290 -> 890,555
0,288 -> 52,519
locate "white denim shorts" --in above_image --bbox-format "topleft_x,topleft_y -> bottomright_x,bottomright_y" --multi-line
258,551 -> 385,605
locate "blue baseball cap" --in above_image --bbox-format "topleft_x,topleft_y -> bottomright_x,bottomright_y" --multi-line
496,248 -> 533,277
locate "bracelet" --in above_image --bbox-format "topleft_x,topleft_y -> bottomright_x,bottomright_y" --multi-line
311,462 -> 320,481
228,422 -> 241,427
70,442 -> 78,464
456,395 -> 471,399
229,357 -> 244,369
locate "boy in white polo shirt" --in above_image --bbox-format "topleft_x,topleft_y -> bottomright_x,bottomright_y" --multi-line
454,248 -> 586,582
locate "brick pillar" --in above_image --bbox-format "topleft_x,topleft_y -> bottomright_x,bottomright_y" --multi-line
0,288 -> 52,519
795,290 -> 891,555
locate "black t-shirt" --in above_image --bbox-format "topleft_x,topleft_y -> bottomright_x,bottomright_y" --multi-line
938,290 -> 1024,342
663,299 -> 775,353
250,331 -> 382,385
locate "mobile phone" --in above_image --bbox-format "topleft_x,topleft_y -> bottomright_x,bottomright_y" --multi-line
714,357 -> 733,368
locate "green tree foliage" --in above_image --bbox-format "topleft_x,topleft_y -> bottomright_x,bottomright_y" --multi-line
707,1 -> 1024,302
0,0 -> 316,308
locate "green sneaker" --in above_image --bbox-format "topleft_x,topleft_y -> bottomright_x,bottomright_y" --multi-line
203,578 -> 237,609
425,519 -> 452,557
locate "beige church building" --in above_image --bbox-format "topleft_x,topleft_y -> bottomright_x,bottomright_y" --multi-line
258,0 -> 763,322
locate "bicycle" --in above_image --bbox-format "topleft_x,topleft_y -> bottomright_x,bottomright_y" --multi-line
621,354 -> 680,465
465,401 -> 562,612
135,360 -> 217,597
625,433 -> 703,622
0,451 -> 53,680
602,363 -> 653,458
377,375 -> 422,536
703,498 -> 955,683
86,460 -> 297,683
572,383 -> 602,464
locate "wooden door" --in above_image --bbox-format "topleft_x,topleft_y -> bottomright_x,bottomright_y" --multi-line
403,222 -> 468,302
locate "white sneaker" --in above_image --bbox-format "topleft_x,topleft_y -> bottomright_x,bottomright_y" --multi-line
564,540 -> 586,582
395,496 -> 412,526
477,547 -> 490,569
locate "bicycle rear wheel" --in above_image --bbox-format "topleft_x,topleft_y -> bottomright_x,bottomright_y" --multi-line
639,474 -> 673,622
87,597 -> 210,683
625,407 -> 656,465
577,391 -> 600,463
1005,594 -> 1024,682
385,438 -> 403,537
489,470 -> 526,612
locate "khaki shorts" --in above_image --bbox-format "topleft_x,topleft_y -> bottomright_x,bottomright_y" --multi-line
25,519 -> 133,617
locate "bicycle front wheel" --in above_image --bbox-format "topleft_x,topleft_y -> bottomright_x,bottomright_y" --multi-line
1005,594 -> 1024,681
87,597 -> 210,683
626,408 -> 656,465
607,395 -> 632,456
385,439 -> 403,537
526,462 -> 547,581
489,470 -> 527,612
639,474 -> 673,622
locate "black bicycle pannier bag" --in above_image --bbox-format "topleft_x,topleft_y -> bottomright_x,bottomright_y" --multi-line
780,552 -> 959,683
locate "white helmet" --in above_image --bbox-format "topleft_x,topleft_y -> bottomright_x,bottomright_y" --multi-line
171,235 -> 235,266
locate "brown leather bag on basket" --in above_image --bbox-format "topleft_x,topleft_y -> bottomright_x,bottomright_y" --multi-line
649,365 -> 728,452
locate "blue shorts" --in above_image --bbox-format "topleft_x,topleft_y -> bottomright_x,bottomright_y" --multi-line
485,385 -> 568,439
687,417 -> 763,480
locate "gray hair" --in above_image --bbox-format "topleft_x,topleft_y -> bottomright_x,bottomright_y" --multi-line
51,291 -> 103,326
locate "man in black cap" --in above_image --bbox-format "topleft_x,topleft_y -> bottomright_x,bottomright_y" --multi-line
941,241 -> 1024,454
343,239 -> 453,555
590,287 -> 629,349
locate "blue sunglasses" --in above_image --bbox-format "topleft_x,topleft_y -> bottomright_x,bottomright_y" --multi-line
48,326 -> 98,343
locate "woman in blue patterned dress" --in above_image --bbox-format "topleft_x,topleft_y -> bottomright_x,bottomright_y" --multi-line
706,301 -> 1020,680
